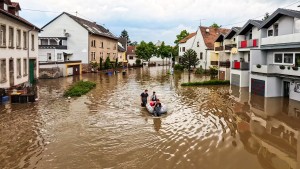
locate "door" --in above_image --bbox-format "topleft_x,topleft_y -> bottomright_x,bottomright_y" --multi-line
283,81 -> 290,98
9,59 -> 14,86
73,65 -> 80,75
219,71 -> 225,81
231,74 -> 240,86
29,59 -> 35,84
251,79 -> 265,96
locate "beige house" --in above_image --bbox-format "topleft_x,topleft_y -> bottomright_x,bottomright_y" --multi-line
90,34 -> 118,63
0,0 -> 40,88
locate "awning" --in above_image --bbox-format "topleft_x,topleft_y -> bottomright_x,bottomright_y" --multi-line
63,50 -> 73,55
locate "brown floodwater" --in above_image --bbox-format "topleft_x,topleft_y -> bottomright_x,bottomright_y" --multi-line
1,66 -> 300,169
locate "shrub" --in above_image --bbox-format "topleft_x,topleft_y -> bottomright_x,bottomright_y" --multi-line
181,80 -> 230,86
174,64 -> 184,71
256,64 -> 261,68
292,66 -> 299,71
136,59 -> 141,66
64,81 -> 96,97
279,65 -> 285,70
209,66 -> 218,77
195,67 -> 204,74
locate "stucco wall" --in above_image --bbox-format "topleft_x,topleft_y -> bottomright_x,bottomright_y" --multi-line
278,16 -> 294,36
40,14 -> 89,63
250,50 -> 267,71
0,13 -> 39,88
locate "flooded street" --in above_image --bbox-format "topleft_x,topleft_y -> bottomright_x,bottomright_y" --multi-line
1,66 -> 300,169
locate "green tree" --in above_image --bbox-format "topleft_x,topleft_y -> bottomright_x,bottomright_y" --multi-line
120,29 -> 131,44
174,30 -> 189,45
147,42 -> 157,61
262,12 -> 270,21
181,49 -> 200,81
129,41 -> 138,46
104,57 -> 111,70
136,41 -> 150,61
211,23 -> 221,28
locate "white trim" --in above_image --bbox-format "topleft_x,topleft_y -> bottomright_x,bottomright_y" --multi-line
273,52 -> 295,65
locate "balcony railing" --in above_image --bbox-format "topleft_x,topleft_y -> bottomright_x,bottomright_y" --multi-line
224,44 -> 236,51
39,45 -> 67,49
220,61 -> 231,68
261,33 -> 300,47
238,39 -> 259,48
211,61 -> 219,66
252,64 -> 300,77
215,46 -> 224,51
232,61 -> 249,70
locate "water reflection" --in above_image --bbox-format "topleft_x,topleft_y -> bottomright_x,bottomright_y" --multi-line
1,67 -> 300,169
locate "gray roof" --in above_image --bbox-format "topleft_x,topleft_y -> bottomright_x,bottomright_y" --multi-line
118,37 -> 127,49
42,12 -> 117,40
224,27 -> 241,39
260,8 -> 300,29
238,20 -> 263,35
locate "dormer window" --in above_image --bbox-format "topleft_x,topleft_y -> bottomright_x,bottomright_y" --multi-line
249,30 -> 253,40
267,29 -> 273,37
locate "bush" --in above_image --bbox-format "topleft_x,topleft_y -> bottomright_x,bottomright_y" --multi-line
288,66 -> 291,70
195,67 -> 204,74
174,64 -> 184,71
104,57 -> 111,70
209,66 -> 218,76
292,66 -> 299,71
181,80 -> 230,86
279,65 -> 285,70
136,59 -> 141,66
64,81 -> 96,97
256,64 -> 261,68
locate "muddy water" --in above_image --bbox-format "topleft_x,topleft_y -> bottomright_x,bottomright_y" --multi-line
1,67 -> 300,169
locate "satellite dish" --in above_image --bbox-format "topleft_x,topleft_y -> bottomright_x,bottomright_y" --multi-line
65,32 -> 70,37
206,29 -> 210,33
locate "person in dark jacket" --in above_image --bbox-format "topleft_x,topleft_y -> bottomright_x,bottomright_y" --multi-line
153,99 -> 162,116
140,90 -> 149,107
151,91 -> 158,101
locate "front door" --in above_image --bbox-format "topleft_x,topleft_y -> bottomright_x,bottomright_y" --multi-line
73,65 -> 80,75
283,81 -> 290,98
29,59 -> 35,84
9,59 -> 14,86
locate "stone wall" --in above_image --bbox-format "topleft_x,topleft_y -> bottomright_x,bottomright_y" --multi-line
39,67 -> 63,79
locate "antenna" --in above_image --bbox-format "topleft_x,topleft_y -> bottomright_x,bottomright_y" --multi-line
75,11 -> 78,17
199,19 -> 206,26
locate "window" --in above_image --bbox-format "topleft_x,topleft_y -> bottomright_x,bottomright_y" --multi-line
295,18 -> 300,33
267,30 -> 273,37
113,44 -> 117,50
23,59 -> 27,76
183,47 -> 185,52
295,54 -> 300,67
248,30 -> 252,40
23,31 -> 27,49
9,27 -> 14,48
47,53 -> 52,61
179,47 -> 181,52
57,53 -> 62,60
17,59 -> 21,77
107,42 -> 110,49
274,24 -> 278,36
200,52 -> 203,60
91,52 -> 96,61
233,38 -> 236,42
41,39 -> 48,45
0,25 -> 6,46
197,42 -> 199,47
274,53 -> 283,63
31,34 -> 35,50
100,42 -> 104,48
107,53 -> 110,58
284,53 -> 293,64
0,59 -> 6,83
91,40 -> 96,47
129,56 -> 133,60
16,29 -> 21,48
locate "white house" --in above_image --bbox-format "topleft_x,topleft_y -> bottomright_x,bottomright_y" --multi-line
178,33 -> 196,59
230,20 -> 262,87
127,45 -> 138,66
0,0 -> 40,88
250,8 -> 300,102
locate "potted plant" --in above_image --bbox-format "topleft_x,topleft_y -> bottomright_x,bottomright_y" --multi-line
256,64 -> 261,68
288,66 -> 291,70
279,65 -> 285,70
292,66 -> 299,71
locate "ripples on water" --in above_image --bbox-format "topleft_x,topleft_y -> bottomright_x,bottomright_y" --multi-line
1,67 -> 300,169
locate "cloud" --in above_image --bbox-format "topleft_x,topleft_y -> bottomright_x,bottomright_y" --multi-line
15,0 -> 299,45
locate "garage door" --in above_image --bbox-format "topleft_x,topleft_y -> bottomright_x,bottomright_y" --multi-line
219,71 -> 225,81
231,74 -> 240,86
251,79 -> 265,96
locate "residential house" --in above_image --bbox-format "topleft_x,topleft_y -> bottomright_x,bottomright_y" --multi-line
39,12 -> 118,74
178,33 -> 196,63
230,20 -> 262,87
250,8 -> 300,102
118,38 -> 127,66
150,40 -> 171,66
127,46 -> 138,66
213,27 -> 241,80
0,0 -> 40,88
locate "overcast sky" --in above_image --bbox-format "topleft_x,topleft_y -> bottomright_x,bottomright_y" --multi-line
15,0 -> 300,45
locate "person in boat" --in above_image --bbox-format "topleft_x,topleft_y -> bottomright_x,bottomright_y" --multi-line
151,91 -> 158,101
140,90 -> 149,107
153,99 -> 162,117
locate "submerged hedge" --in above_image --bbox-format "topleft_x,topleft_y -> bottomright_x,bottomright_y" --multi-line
64,81 -> 96,97
181,80 -> 230,86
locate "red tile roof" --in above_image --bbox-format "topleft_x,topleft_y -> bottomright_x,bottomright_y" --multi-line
179,32 -> 196,43
127,46 -> 136,55
10,2 -> 20,10
200,26 -> 230,50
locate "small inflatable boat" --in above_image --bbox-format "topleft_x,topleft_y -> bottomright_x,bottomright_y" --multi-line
146,101 -> 168,115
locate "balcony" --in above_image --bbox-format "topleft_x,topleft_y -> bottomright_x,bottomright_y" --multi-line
220,61 -> 231,68
252,64 -> 300,77
232,61 -> 249,70
261,33 -> 300,47
215,46 -> 224,51
224,44 -> 236,51
211,61 -> 219,66
238,39 -> 259,48
39,45 -> 67,49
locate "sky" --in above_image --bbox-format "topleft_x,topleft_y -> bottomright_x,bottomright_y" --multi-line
15,0 -> 300,45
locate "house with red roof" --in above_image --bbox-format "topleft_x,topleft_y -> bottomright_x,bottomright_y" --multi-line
0,0 -> 40,88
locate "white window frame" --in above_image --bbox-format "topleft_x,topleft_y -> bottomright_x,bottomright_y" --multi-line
273,52 -> 295,65
47,53 -> 52,61
57,53 -> 62,60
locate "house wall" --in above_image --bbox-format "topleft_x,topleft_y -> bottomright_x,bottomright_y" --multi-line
39,49 -> 66,62
127,54 -> 137,65
278,16 -> 294,36
0,12 -> 39,88
192,28 -> 211,69
89,34 -> 118,63
40,13 -> 89,63
250,74 -> 282,97
250,50 -> 267,70
178,37 -> 194,56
